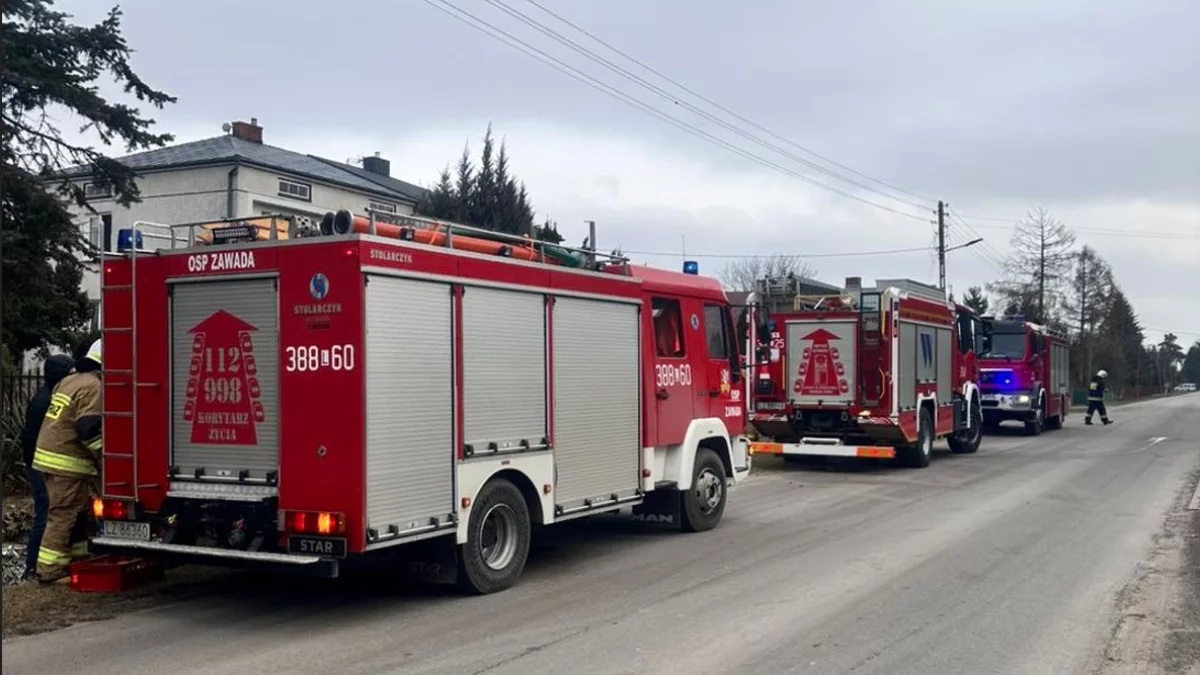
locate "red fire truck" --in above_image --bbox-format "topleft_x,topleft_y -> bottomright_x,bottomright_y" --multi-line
978,315 -> 1071,434
89,210 -> 757,594
745,276 -> 985,467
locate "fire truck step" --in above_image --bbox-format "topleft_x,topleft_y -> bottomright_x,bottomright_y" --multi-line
70,555 -> 165,593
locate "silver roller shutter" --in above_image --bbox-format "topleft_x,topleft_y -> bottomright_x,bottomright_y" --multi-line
551,296 -> 641,508
171,278 -> 279,480
364,275 -> 456,535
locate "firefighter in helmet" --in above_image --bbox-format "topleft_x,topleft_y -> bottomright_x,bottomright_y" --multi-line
1085,368 -> 1113,426
32,338 -> 103,583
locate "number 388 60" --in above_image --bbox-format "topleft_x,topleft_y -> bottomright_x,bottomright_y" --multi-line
285,344 -> 355,372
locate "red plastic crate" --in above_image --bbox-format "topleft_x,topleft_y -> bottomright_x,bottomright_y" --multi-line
70,555 -> 165,593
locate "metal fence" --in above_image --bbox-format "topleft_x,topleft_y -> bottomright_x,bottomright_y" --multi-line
2,373 -> 41,418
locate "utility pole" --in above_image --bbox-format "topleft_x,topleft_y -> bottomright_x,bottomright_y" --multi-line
937,200 -> 946,290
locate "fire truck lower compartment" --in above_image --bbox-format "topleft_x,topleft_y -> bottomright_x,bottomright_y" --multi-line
461,286 -> 548,453
364,275 -> 456,539
170,277 -> 280,481
550,296 -> 642,511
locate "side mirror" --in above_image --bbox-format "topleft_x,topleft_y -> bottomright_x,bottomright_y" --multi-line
755,306 -> 772,344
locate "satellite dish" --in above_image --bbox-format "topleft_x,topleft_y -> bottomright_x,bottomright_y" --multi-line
222,122 -> 232,133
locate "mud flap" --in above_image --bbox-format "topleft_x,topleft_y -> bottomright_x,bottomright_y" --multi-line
355,535 -> 460,585
631,489 -> 683,528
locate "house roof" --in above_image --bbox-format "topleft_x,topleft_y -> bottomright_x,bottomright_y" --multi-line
62,135 -> 427,205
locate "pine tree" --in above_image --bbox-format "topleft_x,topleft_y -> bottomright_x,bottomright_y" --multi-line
1064,246 -> 1114,382
1182,342 -> 1200,384
1,0 -> 176,362
452,144 -> 474,224
473,124 -> 497,231
415,126 -> 552,242
962,286 -> 989,316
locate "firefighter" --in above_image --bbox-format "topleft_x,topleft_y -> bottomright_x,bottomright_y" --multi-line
1084,369 -> 1113,426
19,353 -> 75,580
32,339 -> 103,583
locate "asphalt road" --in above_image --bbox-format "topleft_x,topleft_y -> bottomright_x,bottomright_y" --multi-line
4,396 -> 1199,675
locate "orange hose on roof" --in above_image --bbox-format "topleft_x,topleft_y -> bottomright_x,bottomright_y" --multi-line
330,210 -> 551,263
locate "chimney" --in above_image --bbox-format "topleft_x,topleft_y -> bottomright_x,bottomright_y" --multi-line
362,151 -> 390,177
230,117 -> 263,144
844,276 -> 863,293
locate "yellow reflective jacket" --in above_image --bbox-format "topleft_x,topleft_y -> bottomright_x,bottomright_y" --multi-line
32,371 -> 102,478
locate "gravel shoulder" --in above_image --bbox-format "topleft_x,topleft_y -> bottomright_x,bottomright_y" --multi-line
1090,467 -> 1200,674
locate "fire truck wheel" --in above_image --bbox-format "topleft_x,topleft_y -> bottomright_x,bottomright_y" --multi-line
680,448 -> 727,533
457,478 -> 531,595
1024,396 -> 1045,435
948,401 -> 982,454
899,408 -> 934,468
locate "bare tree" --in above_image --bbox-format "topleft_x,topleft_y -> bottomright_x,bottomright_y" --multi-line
986,207 -> 1076,324
718,254 -> 817,292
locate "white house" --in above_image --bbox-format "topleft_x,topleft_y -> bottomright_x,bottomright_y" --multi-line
23,119 -> 426,370
64,118 -> 426,329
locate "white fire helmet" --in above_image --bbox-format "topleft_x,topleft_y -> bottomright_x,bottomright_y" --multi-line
85,338 -> 103,366
1097,369 -> 1107,378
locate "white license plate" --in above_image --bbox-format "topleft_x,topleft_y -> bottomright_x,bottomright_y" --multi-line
103,520 -> 151,541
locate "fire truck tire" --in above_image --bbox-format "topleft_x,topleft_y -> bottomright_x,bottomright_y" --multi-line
1024,394 -> 1045,435
899,408 -> 934,468
948,401 -> 982,454
457,478 -> 532,595
680,448 -> 727,533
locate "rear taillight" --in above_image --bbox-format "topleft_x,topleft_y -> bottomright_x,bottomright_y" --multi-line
282,510 -> 345,536
92,498 -> 133,520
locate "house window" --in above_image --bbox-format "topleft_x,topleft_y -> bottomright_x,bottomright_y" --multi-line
277,178 -> 312,201
368,200 -> 397,214
83,182 -> 113,200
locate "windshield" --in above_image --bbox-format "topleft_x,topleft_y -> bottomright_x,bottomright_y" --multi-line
983,332 -> 1026,359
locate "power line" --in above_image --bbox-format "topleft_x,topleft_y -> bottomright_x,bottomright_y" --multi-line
956,213 -> 1195,240
485,0 -> 932,212
423,0 -> 933,223
620,245 -> 935,260
516,0 -> 937,208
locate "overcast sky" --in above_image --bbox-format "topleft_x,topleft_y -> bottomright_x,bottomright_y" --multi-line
57,0 -> 1200,345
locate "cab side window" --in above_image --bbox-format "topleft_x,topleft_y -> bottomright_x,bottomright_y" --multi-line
652,298 -> 686,358
703,304 -> 728,359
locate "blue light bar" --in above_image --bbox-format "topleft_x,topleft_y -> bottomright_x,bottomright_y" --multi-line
683,260 -> 699,275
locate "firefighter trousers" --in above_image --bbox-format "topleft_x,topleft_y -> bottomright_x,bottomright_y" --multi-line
1085,400 -> 1110,423
37,473 -> 95,579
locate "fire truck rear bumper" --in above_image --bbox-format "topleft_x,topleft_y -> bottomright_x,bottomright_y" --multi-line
748,441 -> 896,459
90,537 -> 340,578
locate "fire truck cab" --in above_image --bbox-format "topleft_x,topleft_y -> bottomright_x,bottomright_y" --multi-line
88,211 -> 757,594
746,276 -> 985,468
978,315 -> 1071,434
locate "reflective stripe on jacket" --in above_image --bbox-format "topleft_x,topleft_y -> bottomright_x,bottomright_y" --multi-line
33,372 -> 102,478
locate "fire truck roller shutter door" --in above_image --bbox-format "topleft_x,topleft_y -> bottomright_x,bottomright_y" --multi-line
461,286 -> 547,453
936,327 -> 953,404
364,275 -> 456,536
898,323 -> 918,410
170,278 -> 279,480
551,296 -> 641,510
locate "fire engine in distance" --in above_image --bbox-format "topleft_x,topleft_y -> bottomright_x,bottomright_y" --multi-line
978,315 -> 1071,435
744,276 -> 985,467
